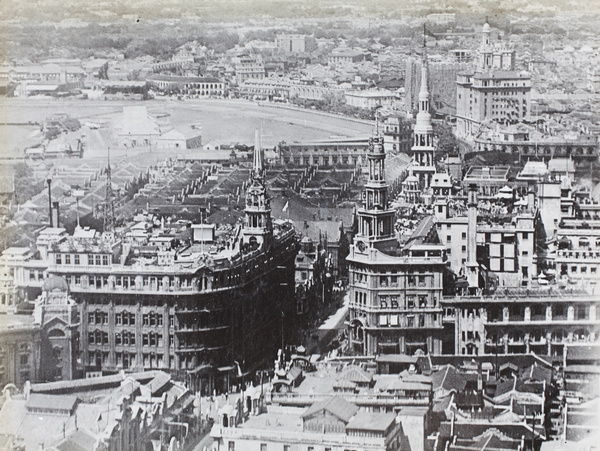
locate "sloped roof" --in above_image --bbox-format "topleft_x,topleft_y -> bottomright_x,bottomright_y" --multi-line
338,365 -> 374,384
54,429 -> 98,451
432,364 -> 467,393
301,396 -> 358,423
346,412 -> 396,432
26,393 -> 78,412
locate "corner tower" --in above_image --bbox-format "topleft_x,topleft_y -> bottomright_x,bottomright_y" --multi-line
354,126 -> 396,251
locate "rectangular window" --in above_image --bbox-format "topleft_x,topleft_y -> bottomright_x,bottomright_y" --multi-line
74,254 -> 80,265
102,255 -> 109,266
75,275 -> 81,286
228,442 -> 235,451
88,254 -> 94,265
95,255 -> 102,266
56,254 -> 62,265
65,254 -> 71,265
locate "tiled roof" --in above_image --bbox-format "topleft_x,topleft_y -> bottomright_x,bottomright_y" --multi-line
346,412 -> 396,432
26,393 -> 78,412
301,396 -> 358,423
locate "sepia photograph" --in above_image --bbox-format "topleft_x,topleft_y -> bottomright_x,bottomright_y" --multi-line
0,0 -> 599,449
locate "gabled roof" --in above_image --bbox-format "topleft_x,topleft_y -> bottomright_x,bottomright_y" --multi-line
301,396 -> 358,423
53,428 -> 98,451
432,364 -> 467,393
338,365 -> 374,384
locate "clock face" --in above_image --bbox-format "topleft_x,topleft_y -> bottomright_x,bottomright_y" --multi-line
357,241 -> 367,252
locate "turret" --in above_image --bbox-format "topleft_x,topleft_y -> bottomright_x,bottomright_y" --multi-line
243,130 -> 273,250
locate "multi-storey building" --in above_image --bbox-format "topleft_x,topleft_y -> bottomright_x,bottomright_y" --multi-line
275,34 -> 316,53
42,142 -> 298,393
347,133 -> 445,356
382,115 -> 412,154
555,218 -> 600,294
435,184 -> 538,289
0,313 -> 40,387
278,136 -> 371,167
443,288 -> 600,357
234,56 -> 266,84
146,74 -> 225,96
456,70 -> 531,139
456,22 -> 531,139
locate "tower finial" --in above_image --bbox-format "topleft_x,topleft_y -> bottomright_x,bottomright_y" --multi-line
253,129 -> 264,179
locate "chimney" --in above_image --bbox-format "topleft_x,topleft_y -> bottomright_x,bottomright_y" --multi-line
527,182 -> 535,212
47,178 -> 53,227
466,183 -> 480,290
52,201 -> 60,228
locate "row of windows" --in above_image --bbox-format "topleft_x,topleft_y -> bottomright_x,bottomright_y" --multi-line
65,274 -> 197,290
55,254 -> 110,266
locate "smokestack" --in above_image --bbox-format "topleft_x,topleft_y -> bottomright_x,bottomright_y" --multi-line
52,201 -> 60,228
47,178 -> 53,227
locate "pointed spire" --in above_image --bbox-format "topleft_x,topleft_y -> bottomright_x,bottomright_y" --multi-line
253,129 -> 264,179
103,147 -> 115,236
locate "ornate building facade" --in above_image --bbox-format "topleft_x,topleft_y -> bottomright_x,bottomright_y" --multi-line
347,133 -> 446,356
42,139 -> 299,393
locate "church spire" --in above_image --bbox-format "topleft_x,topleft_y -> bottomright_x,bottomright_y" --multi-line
253,129 -> 264,180
410,43 -> 436,190
103,147 -> 115,237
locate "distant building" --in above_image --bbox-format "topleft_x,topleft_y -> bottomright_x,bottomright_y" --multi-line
456,22 -> 531,139
234,56 -> 266,84
383,115 -> 413,154
156,127 -> 203,150
275,34 -> 316,53
147,74 -> 225,96
279,136 -> 371,167
329,48 -> 366,66
344,89 -> 400,110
